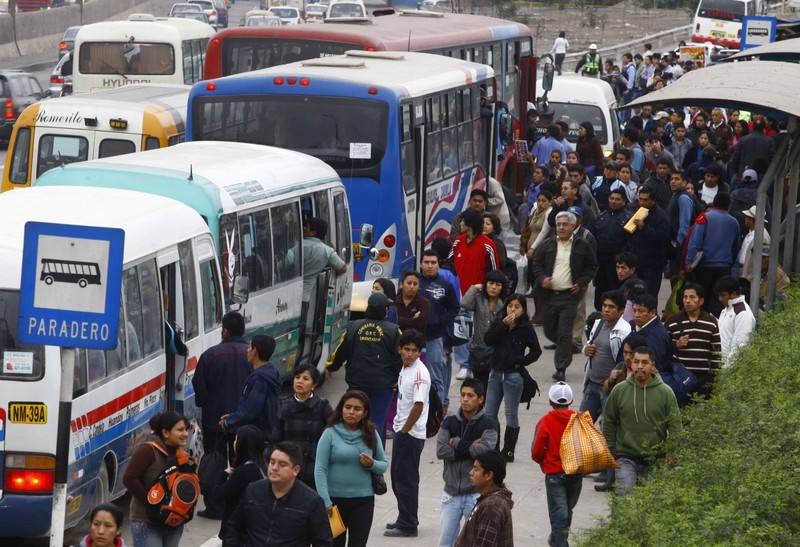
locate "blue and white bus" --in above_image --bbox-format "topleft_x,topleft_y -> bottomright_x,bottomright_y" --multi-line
0,186 -> 224,540
36,141 -> 353,378
188,51 -> 496,310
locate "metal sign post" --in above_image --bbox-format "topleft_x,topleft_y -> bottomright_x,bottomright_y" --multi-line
16,222 -> 124,547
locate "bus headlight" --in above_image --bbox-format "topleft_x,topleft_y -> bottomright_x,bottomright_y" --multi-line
369,263 -> 384,277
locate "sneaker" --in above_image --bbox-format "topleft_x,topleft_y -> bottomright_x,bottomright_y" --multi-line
455,368 -> 469,380
385,429 -> 394,440
384,528 -> 418,538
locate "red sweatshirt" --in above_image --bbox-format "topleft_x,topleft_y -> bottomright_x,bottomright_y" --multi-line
531,409 -> 575,474
451,233 -> 497,295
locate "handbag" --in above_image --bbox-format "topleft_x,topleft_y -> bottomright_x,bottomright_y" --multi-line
559,411 -> 618,475
328,504 -> 346,539
452,310 -> 474,341
371,473 -> 387,495
518,366 -> 540,410
468,343 -> 494,373
197,435 -> 227,497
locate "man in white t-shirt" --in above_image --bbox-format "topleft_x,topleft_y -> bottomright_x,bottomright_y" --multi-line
385,329 -> 431,538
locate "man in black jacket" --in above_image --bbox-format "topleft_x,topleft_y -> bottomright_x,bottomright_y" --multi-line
592,189 -> 632,310
532,211 -> 598,382
327,292 -> 401,443
226,441 -> 333,546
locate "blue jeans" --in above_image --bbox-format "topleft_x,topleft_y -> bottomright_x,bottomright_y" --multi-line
545,472 -> 583,547
579,379 -> 607,423
131,521 -> 182,547
438,491 -> 479,547
484,370 -> 524,428
615,457 -> 652,497
360,386 -> 394,445
426,337 -> 447,408
453,343 -> 469,370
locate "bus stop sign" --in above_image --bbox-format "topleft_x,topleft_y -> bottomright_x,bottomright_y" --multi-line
17,222 -> 125,350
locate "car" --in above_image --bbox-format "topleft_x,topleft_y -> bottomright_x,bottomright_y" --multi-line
58,25 -> 81,59
421,0 -> 454,11
0,70 -> 47,143
325,0 -> 366,19
169,2 -> 203,15
243,10 -> 281,27
268,6 -> 304,25
172,10 -> 211,24
49,51 -> 73,96
189,0 -> 227,27
305,3 -> 327,22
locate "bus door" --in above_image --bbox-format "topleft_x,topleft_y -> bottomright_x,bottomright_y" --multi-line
404,100 -> 426,265
328,190 -> 352,358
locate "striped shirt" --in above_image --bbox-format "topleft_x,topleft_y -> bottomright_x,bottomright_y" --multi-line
665,311 -> 722,372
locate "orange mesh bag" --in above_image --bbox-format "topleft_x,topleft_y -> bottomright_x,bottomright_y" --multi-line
559,411 -> 618,475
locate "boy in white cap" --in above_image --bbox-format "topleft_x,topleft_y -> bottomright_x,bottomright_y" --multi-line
531,382 -> 582,547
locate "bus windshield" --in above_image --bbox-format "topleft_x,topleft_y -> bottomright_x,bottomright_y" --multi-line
537,103 -> 609,144
0,290 -> 44,381
192,95 -> 388,176
698,0 -> 745,21
221,38 -> 361,76
79,42 -> 176,75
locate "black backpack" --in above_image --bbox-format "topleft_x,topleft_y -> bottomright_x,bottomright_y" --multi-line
426,384 -> 444,438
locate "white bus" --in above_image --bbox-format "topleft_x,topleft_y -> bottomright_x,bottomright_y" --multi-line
692,0 -> 763,48
35,141 -> 353,379
2,84 -> 190,192
72,14 -> 214,94
0,186 -> 224,540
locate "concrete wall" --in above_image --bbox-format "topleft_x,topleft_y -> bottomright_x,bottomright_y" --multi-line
0,0 -> 175,60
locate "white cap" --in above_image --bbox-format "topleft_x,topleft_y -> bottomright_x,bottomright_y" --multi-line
549,382 -> 573,405
589,43 -> 597,50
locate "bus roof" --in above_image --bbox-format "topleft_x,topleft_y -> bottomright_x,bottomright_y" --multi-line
206,50 -> 494,99
0,186 -> 211,285
34,142 -> 342,237
208,11 -> 531,53
76,17 -> 215,42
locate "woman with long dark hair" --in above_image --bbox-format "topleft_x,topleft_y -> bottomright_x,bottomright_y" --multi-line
484,294 -> 542,463
315,390 -> 388,547
122,411 -> 191,547
212,424 -> 267,545
460,270 -> 508,390
372,278 -> 399,323
576,121 -> 604,178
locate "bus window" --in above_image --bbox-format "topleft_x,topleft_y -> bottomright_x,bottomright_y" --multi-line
37,135 -> 89,179
106,305 -> 126,373
458,122 -> 473,170
445,91 -> 457,128
99,139 -> 136,158
333,192 -> 352,264
401,143 -> 416,195
123,267 -> 144,363
313,191 -> 331,246
73,351 -> 88,398
145,136 -> 160,150
199,259 -> 222,332
239,210 -> 272,292
138,260 -> 161,355
9,127 -> 31,184
430,96 -> 441,131
272,202 -> 301,283
442,127 -> 458,176
178,240 -> 199,340
86,349 -> 107,386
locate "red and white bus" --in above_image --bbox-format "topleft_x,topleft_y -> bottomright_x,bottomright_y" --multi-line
203,10 -> 536,186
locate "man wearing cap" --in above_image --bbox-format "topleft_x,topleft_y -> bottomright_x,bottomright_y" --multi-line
686,192 -> 741,316
603,345 -> 681,496
735,204 -> 770,281
590,161 -> 625,213
575,44 -> 602,78
327,292 -> 402,443
532,211 -> 598,382
532,382 -> 581,547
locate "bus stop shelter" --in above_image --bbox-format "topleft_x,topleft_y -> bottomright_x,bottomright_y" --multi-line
623,60 -> 800,311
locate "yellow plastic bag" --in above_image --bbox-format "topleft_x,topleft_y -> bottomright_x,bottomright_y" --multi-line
559,411 -> 618,475
329,505 -> 346,539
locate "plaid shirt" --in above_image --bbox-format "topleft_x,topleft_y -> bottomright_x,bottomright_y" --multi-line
271,394 -> 333,487
455,487 -> 514,547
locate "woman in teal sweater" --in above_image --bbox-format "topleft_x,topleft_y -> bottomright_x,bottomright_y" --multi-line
315,390 -> 388,547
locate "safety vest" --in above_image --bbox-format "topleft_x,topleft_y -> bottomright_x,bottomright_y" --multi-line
583,53 -> 600,74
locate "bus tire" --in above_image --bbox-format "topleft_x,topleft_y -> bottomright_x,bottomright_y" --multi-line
44,275 -> 54,285
65,465 -> 108,544
78,278 -> 87,288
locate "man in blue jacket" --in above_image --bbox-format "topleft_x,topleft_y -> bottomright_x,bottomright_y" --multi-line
686,192 -> 741,316
420,249 -> 460,411
627,186 -> 670,299
221,334 -> 281,449
630,294 -> 673,373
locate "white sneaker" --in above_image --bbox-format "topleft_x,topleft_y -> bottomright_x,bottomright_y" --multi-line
455,368 -> 469,380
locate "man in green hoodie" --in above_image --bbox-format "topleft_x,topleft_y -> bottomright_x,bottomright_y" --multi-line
602,346 -> 681,496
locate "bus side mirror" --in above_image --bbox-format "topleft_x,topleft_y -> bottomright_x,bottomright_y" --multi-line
360,224 -> 374,248
542,61 -> 555,92
232,275 -> 249,304
499,112 -> 513,145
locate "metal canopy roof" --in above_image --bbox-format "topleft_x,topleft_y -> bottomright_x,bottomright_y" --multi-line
623,61 -> 800,118
726,38 -> 800,61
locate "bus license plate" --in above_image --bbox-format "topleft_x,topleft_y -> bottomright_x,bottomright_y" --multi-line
8,403 -> 47,424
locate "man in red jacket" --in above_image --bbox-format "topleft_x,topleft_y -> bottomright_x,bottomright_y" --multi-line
532,382 -> 582,547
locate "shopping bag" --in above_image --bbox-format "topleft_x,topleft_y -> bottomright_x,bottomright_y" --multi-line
559,411 -> 618,475
328,505 -> 346,538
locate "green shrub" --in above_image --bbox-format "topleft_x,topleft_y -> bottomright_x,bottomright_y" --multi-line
579,287 -> 800,545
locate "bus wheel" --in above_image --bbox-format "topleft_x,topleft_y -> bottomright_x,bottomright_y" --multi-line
78,279 -> 88,288
44,275 -> 54,285
65,465 -> 108,544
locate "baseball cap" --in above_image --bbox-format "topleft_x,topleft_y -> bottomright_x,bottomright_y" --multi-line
653,111 -> 669,120
589,43 -> 597,50
761,244 -> 771,257
742,169 -> 758,182
549,382 -> 573,405
604,160 -> 619,170
742,206 -> 757,219
366,292 -> 392,314
567,205 -> 584,218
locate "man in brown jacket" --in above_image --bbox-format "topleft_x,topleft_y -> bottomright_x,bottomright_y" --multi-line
455,450 -> 514,547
